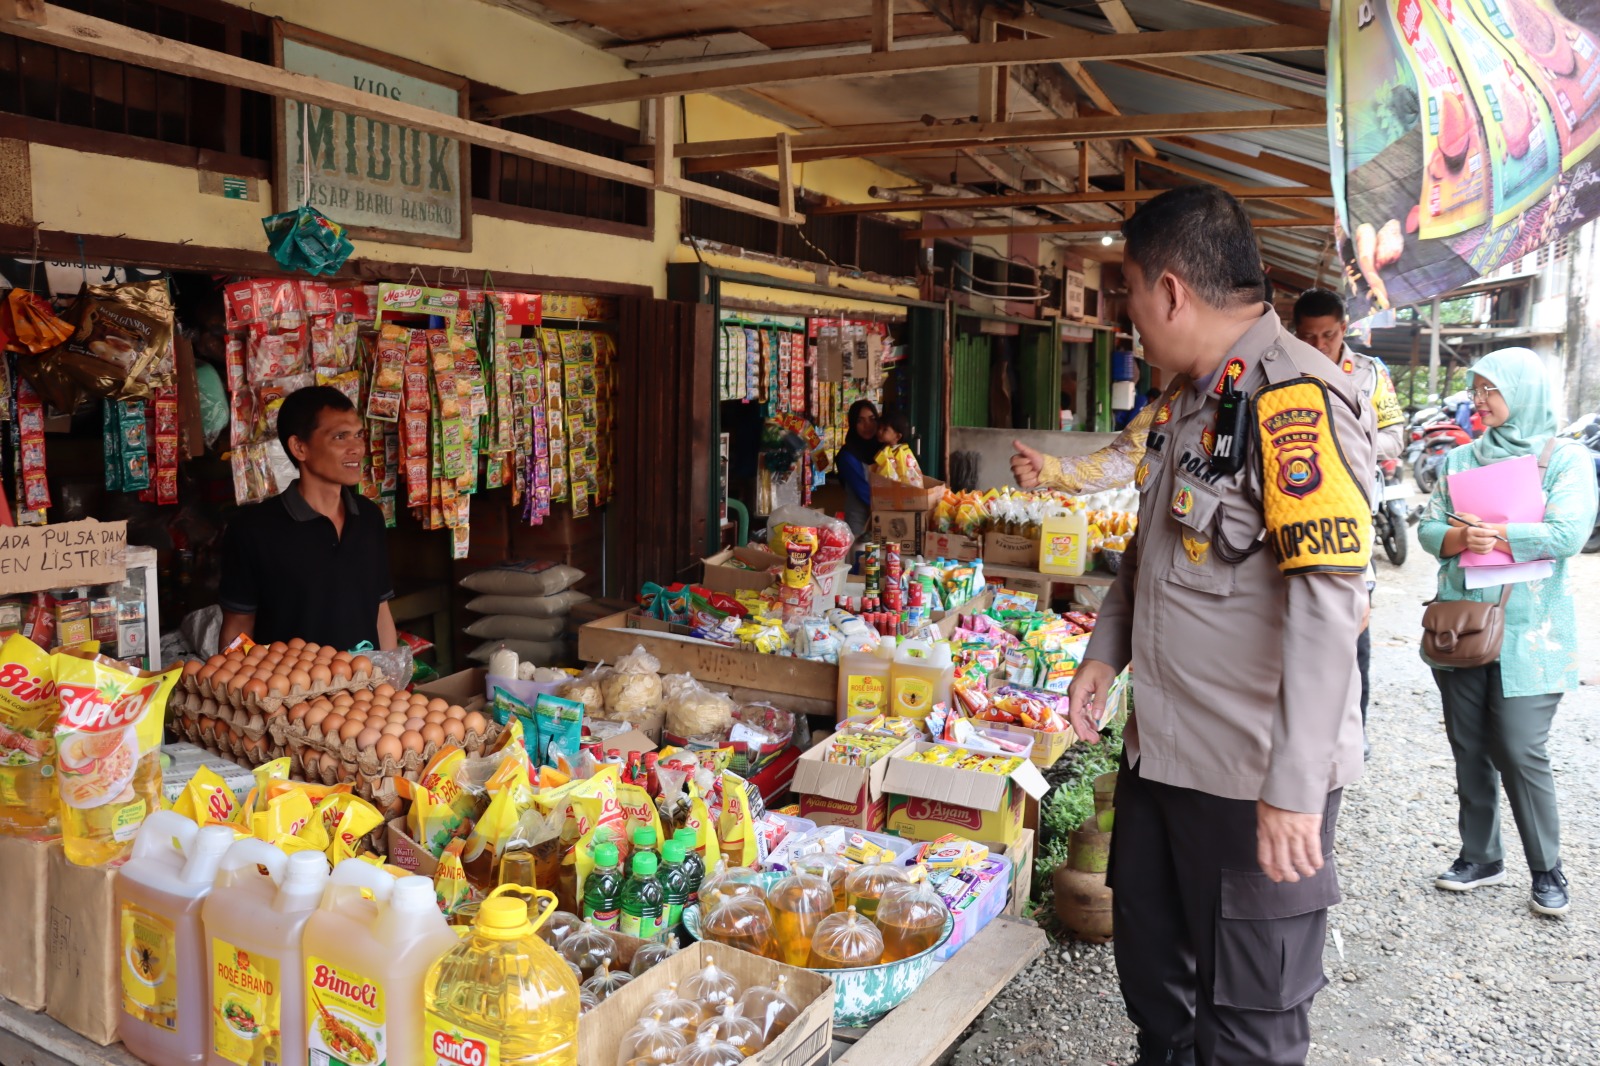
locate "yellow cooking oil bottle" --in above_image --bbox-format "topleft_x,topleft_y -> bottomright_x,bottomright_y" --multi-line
203,841 -> 329,1066
424,885 -> 581,1066
116,810 -> 236,1066
889,640 -> 953,721
303,862 -> 459,1066
1039,510 -> 1089,576
835,641 -> 895,723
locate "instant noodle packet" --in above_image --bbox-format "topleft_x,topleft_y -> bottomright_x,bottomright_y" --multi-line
53,649 -> 180,865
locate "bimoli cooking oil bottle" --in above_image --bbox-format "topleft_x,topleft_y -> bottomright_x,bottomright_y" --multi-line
116,810 -> 235,1066
203,842 -> 329,1066
423,885 -> 580,1066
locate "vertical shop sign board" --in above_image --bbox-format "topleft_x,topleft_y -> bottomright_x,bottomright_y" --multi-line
274,24 -> 472,251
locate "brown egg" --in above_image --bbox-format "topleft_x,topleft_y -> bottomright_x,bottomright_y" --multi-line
404,717 -> 426,733
421,722 -> 445,747
288,669 -> 312,692
463,711 -> 487,735
288,637 -> 306,650
198,664 -> 220,683
309,664 -> 333,686
329,660 -> 353,682
213,667 -> 237,687
381,721 -> 405,737
244,679 -> 268,700
374,683 -> 396,699
227,672 -> 252,694
333,650 -> 353,663
183,659 -> 204,677
206,654 -> 228,669
351,655 -> 374,677
343,707 -> 367,724
445,705 -> 467,721
316,646 -> 337,662
332,693 -> 354,708
425,698 -> 448,715
320,712 -> 346,737
269,642 -> 288,654
401,730 -> 425,753
351,687 -> 372,702
245,646 -> 269,663
304,705 -> 330,729
287,702 -> 310,724
424,710 -> 446,726
375,734 -> 403,762
339,719 -> 364,742
442,719 -> 466,743
266,674 -> 291,696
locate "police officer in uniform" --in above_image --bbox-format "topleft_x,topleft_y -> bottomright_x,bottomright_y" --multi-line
1015,186 -> 1376,1065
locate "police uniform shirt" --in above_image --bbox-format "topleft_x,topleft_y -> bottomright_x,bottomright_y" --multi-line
218,485 -> 395,649
1083,310 -> 1377,815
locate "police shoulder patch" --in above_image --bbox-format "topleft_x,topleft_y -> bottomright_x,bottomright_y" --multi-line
1256,377 -> 1371,577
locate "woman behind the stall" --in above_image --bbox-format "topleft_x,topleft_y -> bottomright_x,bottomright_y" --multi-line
1417,347 -> 1597,919
835,400 -> 883,540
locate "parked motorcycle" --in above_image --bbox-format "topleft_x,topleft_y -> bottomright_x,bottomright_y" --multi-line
1410,418 -> 1472,494
1373,458 -> 1409,565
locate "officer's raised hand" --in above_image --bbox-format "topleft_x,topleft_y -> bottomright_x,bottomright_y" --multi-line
1257,801 -> 1325,883
1067,659 -> 1117,744
1011,441 -> 1045,489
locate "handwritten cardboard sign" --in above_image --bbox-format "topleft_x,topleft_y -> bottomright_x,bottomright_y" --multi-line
0,520 -> 128,596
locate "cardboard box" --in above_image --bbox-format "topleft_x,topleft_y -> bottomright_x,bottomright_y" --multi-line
414,667 -> 489,712
385,817 -> 440,878
46,845 -> 120,1045
922,530 -> 982,562
998,829 -> 1036,920
883,742 -> 1050,847
981,720 -> 1074,768
701,545 -> 784,594
0,518 -> 128,596
578,611 -> 837,703
0,835 -> 54,1010
982,564 -> 1053,606
869,509 -> 925,554
579,941 -> 833,1066
161,743 -> 257,806
983,532 -> 1040,568
792,731 -> 914,831
870,473 -> 946,513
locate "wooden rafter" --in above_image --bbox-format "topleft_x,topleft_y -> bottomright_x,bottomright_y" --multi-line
1176,0 -> 1330,31
1155,135 -> 1329,186
476,23 -> 1325,117
872,0 -> 895,51
620,34 -> 967,75
1133,152 -> 1328,216
3,2 -> 801,223
815,183 -> 1330,216
0,0 -> 44,24
902,215 -> 1333,238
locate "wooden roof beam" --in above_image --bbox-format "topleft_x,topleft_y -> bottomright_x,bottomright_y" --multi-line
1132,152 -> 1328,216
1156,135 -> 1328,185
3,2 -> 801,223
818,183 -> 1330,216
475,23 -> 1326,118
900,215 -> 1334,238
1176,0 -> 1330,31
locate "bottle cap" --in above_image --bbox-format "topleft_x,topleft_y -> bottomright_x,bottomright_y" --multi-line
595,842 -> 620,867
391,875 -> 438,912
672,827 -> 697,847
632,826 -> 658,849
633,852 -> 660,877
662,840 -> 685,863
477,895 -> 531,936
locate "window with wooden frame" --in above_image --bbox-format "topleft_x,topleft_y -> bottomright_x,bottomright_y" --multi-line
0,0 -> 274,173
467,109 -> 650,237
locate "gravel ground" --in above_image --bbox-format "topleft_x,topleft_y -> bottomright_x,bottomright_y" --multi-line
950,522 -> 1600,1066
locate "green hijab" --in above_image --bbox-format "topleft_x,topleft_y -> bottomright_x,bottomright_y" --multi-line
1469,346 -> 1559,464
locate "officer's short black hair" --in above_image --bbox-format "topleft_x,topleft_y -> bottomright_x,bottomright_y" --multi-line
278,385 -> 356,465
1293,288 -> 1347,325
1121,184 -> 1265,308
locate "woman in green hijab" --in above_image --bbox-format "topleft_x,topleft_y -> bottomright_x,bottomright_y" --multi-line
1418,347 -> 1598,918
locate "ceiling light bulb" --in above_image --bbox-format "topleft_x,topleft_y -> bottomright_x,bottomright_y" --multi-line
1100,235 -> 1114,246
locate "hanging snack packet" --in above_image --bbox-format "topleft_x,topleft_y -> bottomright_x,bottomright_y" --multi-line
0,632 -> 77,835
52,650 -> 180,865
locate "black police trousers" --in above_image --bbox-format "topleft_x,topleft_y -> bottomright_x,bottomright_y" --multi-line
1109,756 -> 1342,1066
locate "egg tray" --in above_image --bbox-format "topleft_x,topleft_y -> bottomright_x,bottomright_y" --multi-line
178,668 -> 386,717
167,689 -> 284,766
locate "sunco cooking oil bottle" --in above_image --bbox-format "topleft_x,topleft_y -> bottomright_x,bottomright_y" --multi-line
203,841 -> 328,1066
116,810 -> 236,1066
424,885 -> 580,1066
303,862 -> 458,1066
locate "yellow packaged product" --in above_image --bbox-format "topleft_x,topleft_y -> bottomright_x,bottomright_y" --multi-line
0,633 -> 93,835
719,770 -> 757,868
434,837 -> 479,919
171,765 -> 243,829
252,788 -> 315,848
313,792 -> 383,864
53,649 -> 179,865
242,758 -> 291,819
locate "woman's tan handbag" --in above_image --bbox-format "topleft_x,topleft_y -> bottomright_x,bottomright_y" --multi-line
1421,584 -> 1512,668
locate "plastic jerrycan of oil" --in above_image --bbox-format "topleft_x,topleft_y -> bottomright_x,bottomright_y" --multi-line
304,863 -> 460,1066
836,640 -> 895,723
203,841 -> 329,1066
116,810 -> 237,1066
889,640 -> 953,720
424,885 -> 581,1066
1039,510 -> 1089,576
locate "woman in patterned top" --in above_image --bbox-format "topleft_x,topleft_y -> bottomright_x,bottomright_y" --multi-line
1418,347 -> 1598,917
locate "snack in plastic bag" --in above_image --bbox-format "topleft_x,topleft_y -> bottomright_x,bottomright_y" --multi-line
600,645 -> 663,727
661,674 -> 735,747
53,649 -> 180,865
557,664 -> 608,717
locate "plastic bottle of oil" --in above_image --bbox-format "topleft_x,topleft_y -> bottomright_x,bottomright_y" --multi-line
203,842 -> 329,1066
835,640 -> 895,723
1039,511 -> 1089,576
424,886 -> 580,1066
116,810 -> 236,1066
303,863 -> 459,1066
888,641 -> 953,720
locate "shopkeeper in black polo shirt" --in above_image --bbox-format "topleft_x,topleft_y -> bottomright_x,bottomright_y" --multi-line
218,386 -> 397,651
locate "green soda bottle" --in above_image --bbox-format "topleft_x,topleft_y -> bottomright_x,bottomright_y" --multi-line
619,851 -> 665,939
658,840 -> 692,932
631,825 -> 659,857
671,827 -> 707,908
582,842 -> 624,931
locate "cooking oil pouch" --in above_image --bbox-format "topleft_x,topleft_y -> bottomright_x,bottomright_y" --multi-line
686,779 -> 718,860
252,788 -> 315,849
0,632 -> 74,835
398,746 -> 475,857
315,791 -> 383,864
171,766 -> 242,829
433,837 -> 479,919
617,776 -> 664,857
247,758 -> 292,817
719,771 -> 757,868
52,650 -> 179,865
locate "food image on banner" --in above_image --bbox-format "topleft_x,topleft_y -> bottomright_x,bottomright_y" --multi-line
1472,0 -> 1600,169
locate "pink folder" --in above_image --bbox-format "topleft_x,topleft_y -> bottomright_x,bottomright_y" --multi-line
1446,454 -> 1545,567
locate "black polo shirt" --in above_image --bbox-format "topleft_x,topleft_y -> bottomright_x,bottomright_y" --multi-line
218,485 -> 393,649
